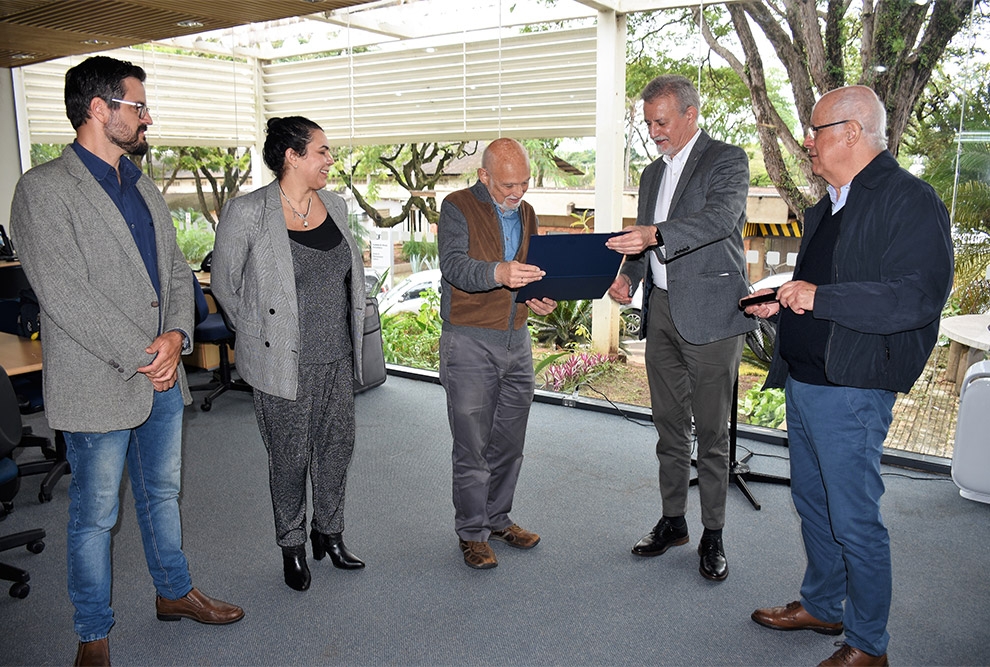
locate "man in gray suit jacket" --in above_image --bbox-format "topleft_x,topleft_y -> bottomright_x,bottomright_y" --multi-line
607,75 -> 753,582
11,56 -> 242,666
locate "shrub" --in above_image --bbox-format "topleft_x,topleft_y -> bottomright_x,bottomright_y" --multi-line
528,299 -> 591,348
540,351 -> 618,393
171,208 -> 214,266
380,289 -> 441,369
739,387 -> 787,428
401,239 -> 438,262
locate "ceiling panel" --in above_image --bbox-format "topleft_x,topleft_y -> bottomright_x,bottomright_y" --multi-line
0,0 -> 380,69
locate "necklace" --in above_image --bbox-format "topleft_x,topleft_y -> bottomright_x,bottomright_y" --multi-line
278,184 -> 313,228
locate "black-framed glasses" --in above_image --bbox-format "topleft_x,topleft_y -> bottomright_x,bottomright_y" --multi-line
805,119 -> 851,139
110,98 -> 150,120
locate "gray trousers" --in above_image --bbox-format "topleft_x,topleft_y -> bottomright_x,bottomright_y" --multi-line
645,288 -> 743,530
254,359 -> 355,547
439,330 -> 534,541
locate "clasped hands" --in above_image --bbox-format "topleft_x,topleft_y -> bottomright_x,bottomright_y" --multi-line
137,330 -> 184,392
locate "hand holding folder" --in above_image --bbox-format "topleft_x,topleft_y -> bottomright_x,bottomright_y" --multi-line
515,232 -> 625,302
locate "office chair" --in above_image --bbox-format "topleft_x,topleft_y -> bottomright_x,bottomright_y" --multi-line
0,365 -> 68,503
190,271 -> 252,411
0,367 -> 46,599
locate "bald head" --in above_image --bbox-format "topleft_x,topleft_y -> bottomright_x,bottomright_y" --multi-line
805,85 -> 888,188
819,85 -> 888,151
479,138 -> 531,211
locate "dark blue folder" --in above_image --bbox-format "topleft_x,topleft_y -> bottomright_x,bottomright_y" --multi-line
515,232 -> 625,302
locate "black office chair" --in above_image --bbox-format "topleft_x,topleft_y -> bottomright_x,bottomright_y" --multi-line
0,367 -> 47,599
190,269 -> 252,411
0,365 -> 67,504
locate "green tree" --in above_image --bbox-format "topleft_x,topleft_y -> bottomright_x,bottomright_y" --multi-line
335,142 -> 476,228
693,0 -> 984,219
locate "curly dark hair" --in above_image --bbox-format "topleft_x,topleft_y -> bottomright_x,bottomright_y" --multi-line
64,56 -> 146,130
262,116 -> 323,179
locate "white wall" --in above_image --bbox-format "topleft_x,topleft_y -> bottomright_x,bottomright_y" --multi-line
0,68 -> 23,233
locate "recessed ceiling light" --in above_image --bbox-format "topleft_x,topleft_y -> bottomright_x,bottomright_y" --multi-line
11,54 -> 33,60
83,39 -> 109,45
177,20 -> 203,28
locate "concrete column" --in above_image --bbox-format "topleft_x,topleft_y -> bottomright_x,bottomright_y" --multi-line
591,9 -> 627,355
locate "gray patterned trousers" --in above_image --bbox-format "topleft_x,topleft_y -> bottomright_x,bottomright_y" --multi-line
254,358 -> 355,547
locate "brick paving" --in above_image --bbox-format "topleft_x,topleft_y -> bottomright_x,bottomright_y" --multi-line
619,339 -> 963,460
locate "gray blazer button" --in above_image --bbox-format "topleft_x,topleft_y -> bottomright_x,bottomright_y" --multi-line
151,300 -> 159,307
265,341 -> 270,347
269,308 -> 275,314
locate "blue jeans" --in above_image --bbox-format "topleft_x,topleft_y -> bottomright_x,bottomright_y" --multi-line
63,384 -> 192,642
786,377 -> 896,657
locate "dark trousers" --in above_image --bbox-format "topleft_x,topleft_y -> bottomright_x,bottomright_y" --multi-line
644,288 -> 743,530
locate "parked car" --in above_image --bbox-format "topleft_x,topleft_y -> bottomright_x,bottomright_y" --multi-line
377,269 -> 442,315
363,267 -> 387,297
620,282 -> 644,338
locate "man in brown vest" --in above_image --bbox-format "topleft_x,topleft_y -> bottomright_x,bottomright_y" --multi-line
437,138 -> 556,569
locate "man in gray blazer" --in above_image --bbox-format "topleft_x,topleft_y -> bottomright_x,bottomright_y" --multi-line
11,56 -> 242,666
607,74 -> 753,582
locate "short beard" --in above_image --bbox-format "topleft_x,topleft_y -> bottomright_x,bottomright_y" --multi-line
105,116 -> 149,156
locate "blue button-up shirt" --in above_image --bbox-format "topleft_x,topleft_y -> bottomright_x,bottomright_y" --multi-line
494,204 -> 521,262
71,141 -> 160,298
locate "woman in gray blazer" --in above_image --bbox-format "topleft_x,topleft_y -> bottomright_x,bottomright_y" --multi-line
212,117 -> 366,592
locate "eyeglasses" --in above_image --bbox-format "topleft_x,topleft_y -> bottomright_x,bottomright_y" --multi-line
806,119 -> 852,139
110,98 -> 150,120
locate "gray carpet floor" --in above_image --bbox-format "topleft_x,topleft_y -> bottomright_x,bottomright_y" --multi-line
2,373 -> 989,666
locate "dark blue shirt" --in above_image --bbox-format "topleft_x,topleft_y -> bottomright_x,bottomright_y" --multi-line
71,142 -> 160,298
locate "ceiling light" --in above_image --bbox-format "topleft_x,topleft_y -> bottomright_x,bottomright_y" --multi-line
177,20 -> 203,28
11,54 -> 33,60
83,39 -> 109,45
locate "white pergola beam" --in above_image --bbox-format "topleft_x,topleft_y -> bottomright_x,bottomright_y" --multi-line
574,0 -> 745,11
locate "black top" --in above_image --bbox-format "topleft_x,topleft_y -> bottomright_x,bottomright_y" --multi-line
778,206 -> 843,386
287,213 -> 343,251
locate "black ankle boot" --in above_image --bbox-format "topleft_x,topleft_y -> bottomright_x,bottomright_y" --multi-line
310,529 -> 365,570
281,545 -> 311,591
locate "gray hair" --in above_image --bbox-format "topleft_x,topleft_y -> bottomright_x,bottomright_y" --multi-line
827,85 -> 888,150
641,74 -> 701,115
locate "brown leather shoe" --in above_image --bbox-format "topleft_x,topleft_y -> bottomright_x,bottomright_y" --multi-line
459,539 -> 497,569
155,587 -> 244,624
74,638 -> 110,666
490,524 -> 540,549
818,643 -> 889,666
751,600 -> 843,635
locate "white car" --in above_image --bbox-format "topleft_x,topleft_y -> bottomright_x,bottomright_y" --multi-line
377,269 -> 443,315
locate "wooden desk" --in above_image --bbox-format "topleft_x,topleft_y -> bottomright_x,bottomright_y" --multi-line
941,313 -> 990,393
0,331 -> 43,376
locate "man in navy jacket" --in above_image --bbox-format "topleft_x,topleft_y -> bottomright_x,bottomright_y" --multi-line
744,86 -> 953,666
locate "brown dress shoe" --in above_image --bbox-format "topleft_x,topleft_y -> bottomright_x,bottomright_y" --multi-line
74,637 -> 110,666
751,600 -> 843,635
818,643 -> 889,666
490,524 -> 540,549
155,587 -> 244,624
459,539 -> 497,569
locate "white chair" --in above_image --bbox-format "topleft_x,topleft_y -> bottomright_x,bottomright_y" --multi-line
952,359 -> 990,504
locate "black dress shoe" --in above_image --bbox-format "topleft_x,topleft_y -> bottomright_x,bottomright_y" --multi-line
698,536 -> 728,581
631,517 -> 689,557
282,546 -> 311,591
310,529 -> 365,570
